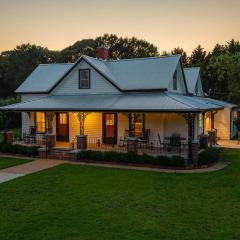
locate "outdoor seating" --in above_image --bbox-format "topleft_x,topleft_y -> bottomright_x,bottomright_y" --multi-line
138,129 -> 150,143
23,126 -> 36,144
164,133 -> 186,153
158,133 -> 168,152
119,129 -> 129,147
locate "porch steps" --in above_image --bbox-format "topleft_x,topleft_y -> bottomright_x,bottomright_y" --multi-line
46,148 -> 72,161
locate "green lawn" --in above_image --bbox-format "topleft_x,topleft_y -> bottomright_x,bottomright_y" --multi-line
0,157 -> 31,169
0,149 -> 240,240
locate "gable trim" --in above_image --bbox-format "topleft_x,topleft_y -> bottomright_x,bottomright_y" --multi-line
179,59 -> 189,95
49,56 -> 122,93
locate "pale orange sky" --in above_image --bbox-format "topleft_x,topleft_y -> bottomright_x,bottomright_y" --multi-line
0,0 -> 240,54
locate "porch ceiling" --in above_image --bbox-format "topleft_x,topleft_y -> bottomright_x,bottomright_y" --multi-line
0,93 -> 224,112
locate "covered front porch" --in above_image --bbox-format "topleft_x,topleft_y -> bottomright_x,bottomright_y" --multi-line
1,92 -> 226,162
13,110 -> 206,159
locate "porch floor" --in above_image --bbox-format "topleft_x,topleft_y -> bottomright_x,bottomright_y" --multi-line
218,140 -> 240,149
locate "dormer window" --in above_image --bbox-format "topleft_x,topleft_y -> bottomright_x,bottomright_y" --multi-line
79,69 -> 90,89
173,70 -> 177,90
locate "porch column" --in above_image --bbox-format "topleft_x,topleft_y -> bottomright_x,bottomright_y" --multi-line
202,112 -> 205,134
45,112 -> 55,148
75,112 -> 89,149
187,112 -> 197,163
3,112 -> 12,143
128,113 -> 135,137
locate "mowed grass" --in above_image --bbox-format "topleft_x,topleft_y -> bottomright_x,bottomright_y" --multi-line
0,149 -> 240,240
0,157 -> 31,169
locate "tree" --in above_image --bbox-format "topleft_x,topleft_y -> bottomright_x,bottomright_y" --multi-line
0,44 -> 56,96
211,43 -> 227,57
171,47 -> 188,66
57,39 -> 96,62
189,45 -> 206,67
96,34 -> 159,59
226,39 -> 240,54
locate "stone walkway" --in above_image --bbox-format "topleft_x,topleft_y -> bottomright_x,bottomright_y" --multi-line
0,158 -> 66,183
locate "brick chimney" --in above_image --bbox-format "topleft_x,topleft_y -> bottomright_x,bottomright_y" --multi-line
96,46 -> 109,60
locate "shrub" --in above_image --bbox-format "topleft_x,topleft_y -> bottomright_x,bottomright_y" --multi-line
198,147 -> 220,165
77,150 -> 186,167
0,143 -> 40,156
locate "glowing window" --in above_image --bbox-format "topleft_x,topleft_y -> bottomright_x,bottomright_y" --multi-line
59,113 -> 67,124
106,114 -> 114,126
36,112 -> 45,133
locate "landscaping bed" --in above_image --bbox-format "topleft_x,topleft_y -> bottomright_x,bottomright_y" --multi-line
0,143 -> 40,156
77,150 -> 186,167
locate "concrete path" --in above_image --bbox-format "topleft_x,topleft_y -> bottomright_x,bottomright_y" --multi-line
0,159 -> 65,183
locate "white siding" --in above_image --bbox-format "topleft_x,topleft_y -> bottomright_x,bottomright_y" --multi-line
163,113 -> 188,139
145,113 -> 164,141
68,112 -> 103,143
145,113 -> 188,141
118,113 -> 128,143
168,63 -> 187,94
85,113 -> 103,139
22,112 -> 36,136
52,60 -> 119,95
214,108 -> 231,140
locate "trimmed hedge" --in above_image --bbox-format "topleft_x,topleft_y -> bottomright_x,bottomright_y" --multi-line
0,143 -> 40,156
198,147 -> 220,165
78,150 -> 186,167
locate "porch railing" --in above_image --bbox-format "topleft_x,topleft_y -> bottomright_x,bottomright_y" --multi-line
85,137 -> 188,157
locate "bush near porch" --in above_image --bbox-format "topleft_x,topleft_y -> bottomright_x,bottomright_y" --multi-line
0,143 -> 40,156
78,150 -> 186,167
198,147 -> 220,165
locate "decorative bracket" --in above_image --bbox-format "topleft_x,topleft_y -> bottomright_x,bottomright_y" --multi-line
45,112 -> 55,134
75,112 -> 89,135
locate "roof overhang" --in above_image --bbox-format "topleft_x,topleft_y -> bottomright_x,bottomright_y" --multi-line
0,93 -> 224,113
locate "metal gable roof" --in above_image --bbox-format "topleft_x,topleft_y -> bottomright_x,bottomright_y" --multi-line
105,55 -> 181,90
184,67 -> 200,95
1,93 -> 224,112
15,54 -> 182,93
15,63 -> 73,93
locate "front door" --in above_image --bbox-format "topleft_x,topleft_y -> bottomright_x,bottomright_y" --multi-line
103,113 -> 117,144
56,113 -> 69,141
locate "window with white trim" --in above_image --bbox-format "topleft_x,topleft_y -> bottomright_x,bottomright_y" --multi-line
79,69 -> 90,89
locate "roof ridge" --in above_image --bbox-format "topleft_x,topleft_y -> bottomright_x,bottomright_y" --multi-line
105,54 -> 181,62
39,63 -> 74,66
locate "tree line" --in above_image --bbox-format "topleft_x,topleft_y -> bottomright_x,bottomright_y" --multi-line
0,34 -> 240,104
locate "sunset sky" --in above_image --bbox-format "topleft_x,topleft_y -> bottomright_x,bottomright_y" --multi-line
0,0 -> 240,54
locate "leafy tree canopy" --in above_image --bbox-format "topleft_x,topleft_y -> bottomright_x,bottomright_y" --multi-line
0,35 -> 240,106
